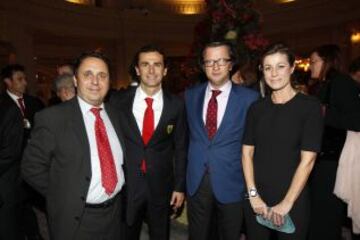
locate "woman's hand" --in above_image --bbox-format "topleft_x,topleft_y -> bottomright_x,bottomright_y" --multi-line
269,200 -> 293,226
249,196 -> 268,216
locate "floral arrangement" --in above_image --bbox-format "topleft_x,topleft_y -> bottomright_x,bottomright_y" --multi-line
178,0 -> 268,89
192,0 -> 268,64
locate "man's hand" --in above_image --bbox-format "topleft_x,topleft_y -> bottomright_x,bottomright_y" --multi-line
170,191 -> 185,210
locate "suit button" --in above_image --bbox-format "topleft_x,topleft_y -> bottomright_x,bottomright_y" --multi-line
85,176 -> 90,182
75,216 -> 80,221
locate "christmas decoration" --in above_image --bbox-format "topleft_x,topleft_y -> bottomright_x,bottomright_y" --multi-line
192,0 -> 268,65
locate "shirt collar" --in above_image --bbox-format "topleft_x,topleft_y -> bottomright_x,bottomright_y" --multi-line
136,86 -> 163,103
7,90 -> 23,102
77,96 -> 105,116
206,80 -> 232,97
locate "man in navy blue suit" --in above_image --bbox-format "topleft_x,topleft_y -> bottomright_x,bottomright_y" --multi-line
185,41 -> 258,240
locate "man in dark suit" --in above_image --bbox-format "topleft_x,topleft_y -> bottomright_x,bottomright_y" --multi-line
1,64 -> 44,240
185,41 -> 258,240
0,64 -> 44,135
22,51 -> 126,240
0,101 -> 23,240
110,44 -> 187,240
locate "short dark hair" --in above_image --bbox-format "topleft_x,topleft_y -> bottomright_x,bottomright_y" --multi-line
349,56 -> 360,74
259,42 -> 296,69
73,51 -> 111,77
198,41 -> 239,76
129,44 -> 167,82
1,64 -> 25,81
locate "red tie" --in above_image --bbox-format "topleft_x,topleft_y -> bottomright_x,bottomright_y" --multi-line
17,97 -> 26,116
141,97 -> 154,174
206,90 -> 221,139
90,108 -> 118,195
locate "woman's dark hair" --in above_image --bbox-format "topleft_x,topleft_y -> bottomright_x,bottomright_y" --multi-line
129,44 -> 167,83
311,44 -> 342,80
259,42 -> 296,69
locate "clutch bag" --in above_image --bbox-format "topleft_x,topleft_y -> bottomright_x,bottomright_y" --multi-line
256,213 -> 295,234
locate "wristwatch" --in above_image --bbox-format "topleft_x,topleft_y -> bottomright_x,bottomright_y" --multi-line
248,187 -> 258,198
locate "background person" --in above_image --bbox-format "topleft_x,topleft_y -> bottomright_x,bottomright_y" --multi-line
1,64 -> 45,240
53,73 -> 76,102
0,101 -> 24,240
308,44 -> 360,240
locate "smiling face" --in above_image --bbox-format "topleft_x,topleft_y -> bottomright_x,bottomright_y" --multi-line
74,57 -> 109,107
262,52 -> 295,92
202,45 -> 232,88
135,51 -> 167,93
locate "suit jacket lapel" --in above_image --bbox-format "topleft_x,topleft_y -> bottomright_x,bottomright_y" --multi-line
3,93 -> 18,109
195,84 -> 209,142
148,91 -> 170,145
213,84 -> 236,141
105,103 -> 126,151
124,91 -> 143,145
69,98 -> 91,174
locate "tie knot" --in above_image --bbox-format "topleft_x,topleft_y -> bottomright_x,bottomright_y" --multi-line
90,107 -> 102,118
17,97 -> 24,103
211,90 -> 221,98
145,97 -> 153,107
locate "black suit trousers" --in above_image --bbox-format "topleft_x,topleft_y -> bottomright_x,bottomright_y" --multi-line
0,170 -> 22,240
73,197 -> 122,240
187,173 -> 244,240
125,177 -> 171,240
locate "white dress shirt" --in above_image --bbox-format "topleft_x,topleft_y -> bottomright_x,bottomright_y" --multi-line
132,86 -> 163,133
202,80 -> 232,128
7,90 -> 23,109
78,97 -> 125,203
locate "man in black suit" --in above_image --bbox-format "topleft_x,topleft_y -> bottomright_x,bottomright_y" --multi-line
1,64 -> 44,240
22,51 -> 126,240
111,44 -> 187,240
0,64 -> 44,135
0,101 -> 23,240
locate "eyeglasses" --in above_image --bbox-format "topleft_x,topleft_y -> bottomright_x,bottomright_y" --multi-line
203,58 -> 231,67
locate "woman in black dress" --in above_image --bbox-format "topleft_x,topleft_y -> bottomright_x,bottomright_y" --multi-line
308,44 -> 360,240
242,43 -> 323,240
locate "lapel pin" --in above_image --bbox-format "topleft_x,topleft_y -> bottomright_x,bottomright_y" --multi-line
167,124 -> 174,134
